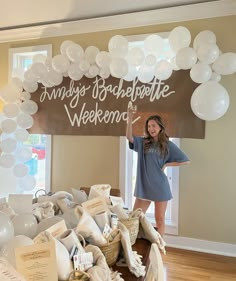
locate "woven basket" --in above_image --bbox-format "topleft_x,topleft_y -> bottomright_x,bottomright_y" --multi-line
99,230 -> 121,266
120,217 -> 139,246
68,270 -> 90,281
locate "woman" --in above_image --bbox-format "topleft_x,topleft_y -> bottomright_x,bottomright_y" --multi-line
126,108 -> 190,236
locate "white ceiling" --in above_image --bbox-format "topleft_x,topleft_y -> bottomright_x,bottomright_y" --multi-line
0,0 -> 217,30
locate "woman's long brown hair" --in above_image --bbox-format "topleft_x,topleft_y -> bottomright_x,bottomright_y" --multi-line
144,115 -> 169,157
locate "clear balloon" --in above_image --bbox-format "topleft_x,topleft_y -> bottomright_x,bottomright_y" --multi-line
190,62 -> 212,84
0,211 -> 15,248
11,213 -> 38,238
176,47 -> 197,70
190,81 -> 230,121
168,26 -> 191,53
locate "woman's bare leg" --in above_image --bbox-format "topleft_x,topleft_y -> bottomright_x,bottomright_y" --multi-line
133,198 -> 151,213
154,201 -> 168,237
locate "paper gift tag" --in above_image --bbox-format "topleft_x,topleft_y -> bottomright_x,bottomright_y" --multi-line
15,241 -> 58,281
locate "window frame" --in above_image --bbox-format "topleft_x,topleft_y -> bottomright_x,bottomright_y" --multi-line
8,44 -> 52,193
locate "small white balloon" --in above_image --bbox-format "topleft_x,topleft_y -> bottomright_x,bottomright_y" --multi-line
52,55 -> 70,74
13,163 -> 29,178
168,26 -> 191,53
3,103 -> 19,118
19,175 -> 37,191
197,43 -> 219,64
190,81 -> 230,121
0,154 -> 15,168
68,63 -> 83,81
79,59 -> 90,72
60,40 -> 75,56
99,66 -> 110,79
17,113 -> 34,129
176,47 -> 197,70
66,43 -> 84,62
138,65 -> 155,83
108,35 -> 128,58
190,62 -> 212,83
144,34 -> 164,57
14,129 -> 29,142
15,147 -> 32,162
96,51 -> 111,68
0,138 -> 17,153
12,213 -> 38,238
1,119 -> 17,134
88,64 -> 100,77
110,58 -> 128,78
212,52 -> 236,75
123,65 -> 138,81
20,100 -> 38,115
155,60 -> 173,81
85,46 -> 100,64
210,71 -> 221,82
126,47 -> 145,66
23,80 -> 38,93
20,91 -> 31,101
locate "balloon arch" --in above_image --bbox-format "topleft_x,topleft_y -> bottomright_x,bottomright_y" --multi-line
0,26 -> 235,191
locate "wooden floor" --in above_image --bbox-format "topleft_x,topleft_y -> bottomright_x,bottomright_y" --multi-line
162,247 -> 236,281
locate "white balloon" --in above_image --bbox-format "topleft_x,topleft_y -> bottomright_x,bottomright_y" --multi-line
32,53 -> 47,64
0,154 -> 15,168
17,113 -> 34,129
66,43 -> 84,62
24,69 -> 38,84
0,235 -> 33,268
99,66 -> 110,79
212,52 -> 236,75
145,54 -> 156,66
79,59 -> 90,72
210,71 -> 221,82
110,58 -> 128,78
88,64 -> 100,77
168,26 -> 191,53
0,83 -> 20,103
0,211 -> 14,248
193,30 -> 216,51
23,80 -> 38,93
190,62 -> 212,83
48,69 -> 63,86
0,138 -> 17,153
13,163 -> 29,177
138,65 -> 155,83
68,63 -> 83,81
20,91 -> 31,101
52,55 -> 70,74
123,65 -> 138,82
15,147 -> 32,162
60,40 -> 75,56
96,51 -> 111,68
3,103 -> 19,118
14,129 -> 29,142
85,46 -> 100,64
108,35 -> 128,58
155,60 -> 173,81
144,34 -> 164,57
191,81 -> 230,121
20,100 -> 38,115
176,47 -> 197,70
12,213 -> 38,238
1,119 -> 17,133
126,47 -> 145,66
197,43 -> 219,64
11,77 -> 23,91
19,175 -> 36,191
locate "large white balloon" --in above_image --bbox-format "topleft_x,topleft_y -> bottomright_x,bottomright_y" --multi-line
155,60 -> 173,81
212,52 -> 236,75
0,235 -> 33,268
66,43 -> 84,62
14,128 -> 29,142
52,55 -> 70,74
96,51 -> 111,68
126,47 -> 145,66
68,63 -> 83,81
20,100 -> 38,115
17,113 -> 34,129
110,58 -> 128,78
191,81 -> 230,121
197,43 -> 220,64
85,46 -> 100,64
12,213 -> 38,238
0,138 -> 17,153
168,26 -> 191,53
0,211 -> 15,248
144,34 -> 164,57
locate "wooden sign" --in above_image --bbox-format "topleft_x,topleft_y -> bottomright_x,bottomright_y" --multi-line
30,70 -> 205,138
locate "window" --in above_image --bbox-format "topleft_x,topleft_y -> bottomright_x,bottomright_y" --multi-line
120,33 -> 179,234
8,45 -> 52,195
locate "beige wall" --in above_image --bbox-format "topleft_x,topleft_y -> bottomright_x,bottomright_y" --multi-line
0,16 -> 235,244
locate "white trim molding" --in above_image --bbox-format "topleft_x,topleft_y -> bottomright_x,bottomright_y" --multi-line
0,0 -> 235,43
164,234 -> 236,257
